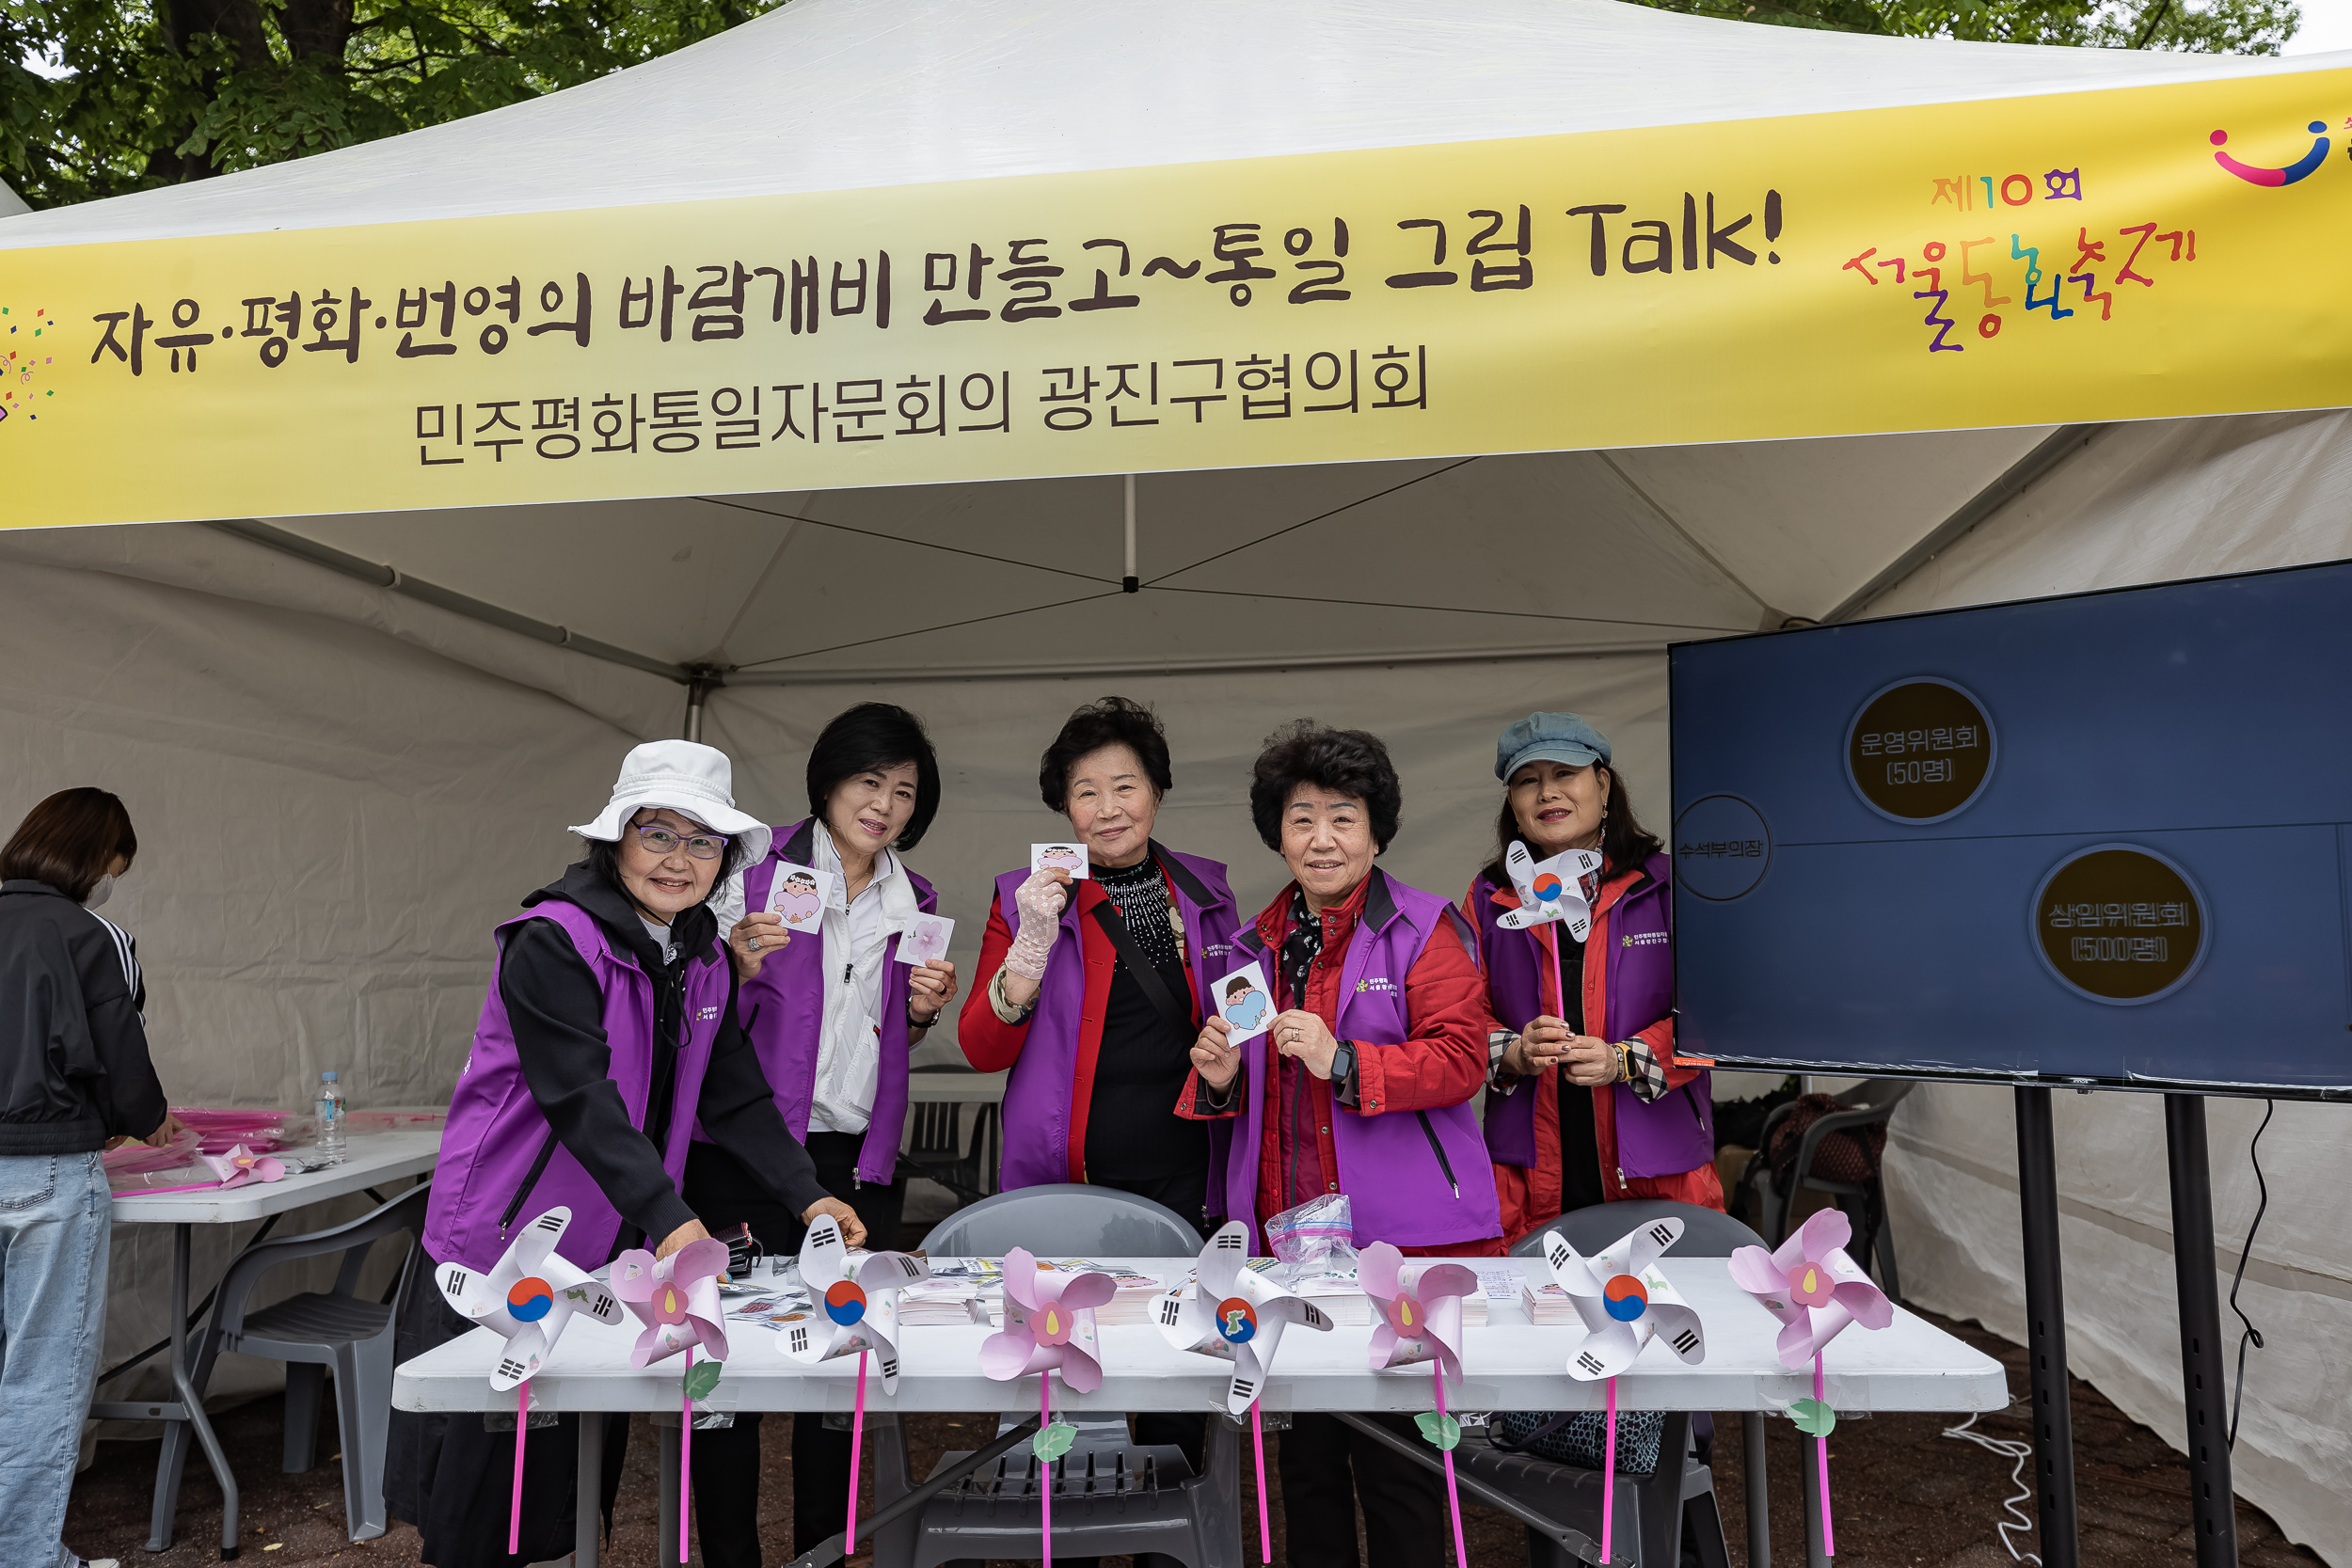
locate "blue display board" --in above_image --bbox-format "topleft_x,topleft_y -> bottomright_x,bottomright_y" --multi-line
1670,559 -> 2352,1097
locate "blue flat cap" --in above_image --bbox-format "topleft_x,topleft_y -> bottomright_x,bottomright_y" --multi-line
1496,712 -> 1613,782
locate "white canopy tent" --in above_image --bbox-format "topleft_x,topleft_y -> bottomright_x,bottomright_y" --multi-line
3,0 -> 2346,1557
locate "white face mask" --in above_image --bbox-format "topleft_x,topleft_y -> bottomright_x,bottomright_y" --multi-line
84,873 -> 114,910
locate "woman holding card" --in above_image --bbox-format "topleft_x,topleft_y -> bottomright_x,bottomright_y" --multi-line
960,695 -> 1243,1231
398,741 -> 858,1568
1180,720 -> 1501,1568
1470,712 -> 1720,1243
704,702 -> 955,1563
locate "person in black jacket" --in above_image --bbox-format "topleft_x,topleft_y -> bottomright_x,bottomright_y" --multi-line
0,787 -> 178,1568
391,740 -> 861,1568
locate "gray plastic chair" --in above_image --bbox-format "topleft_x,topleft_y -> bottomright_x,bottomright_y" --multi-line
867,1185 -> 1240,1568
157,1182 -> 429,1546
1475,1199 -> 1759,1568
1736,1077 -> 1914,1296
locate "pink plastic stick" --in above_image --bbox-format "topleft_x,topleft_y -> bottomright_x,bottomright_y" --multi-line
1041,1376 -> 1055,1568
509,1380 -> 528,1556
1815,1353 -> 1836,1557
1252,1403 -> 1272,1563
1601,1376 -> 1619,1564
681,1345 -> 694,1565
1435,1363 -> 1469,1568
1553,928 -> 1570,1028
846,1352 -> 867,1555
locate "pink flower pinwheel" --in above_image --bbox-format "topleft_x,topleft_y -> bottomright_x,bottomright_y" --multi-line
199,1144 -> 285,1188
980,1246 -> 1117,1394
610,1238 -> 732,1368
1359,1242 -> 1479,1388
1727,1207 -> 1893,1370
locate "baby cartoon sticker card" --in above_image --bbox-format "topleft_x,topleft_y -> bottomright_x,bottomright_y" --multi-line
767,863 -> 841,931
895,913 -> 956,966
1215,960 -> 1276,1043
1031,843 -> 1089,879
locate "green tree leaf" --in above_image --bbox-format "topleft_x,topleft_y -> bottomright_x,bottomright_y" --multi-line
1788,1398 -> 1838,1438
1415,1412 -> 1463,1451
683,1359 -> 723,1402
1033,1420 -> 1077,1461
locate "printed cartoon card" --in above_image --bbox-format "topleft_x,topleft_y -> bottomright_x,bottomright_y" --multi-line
1214,960 -> 1276,1044
1030,842 -> 1089,879
766,863 -> 841,930
895,913 -> 956,966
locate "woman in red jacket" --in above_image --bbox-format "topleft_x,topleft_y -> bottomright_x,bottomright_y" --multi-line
1470,713 -> 1722,1243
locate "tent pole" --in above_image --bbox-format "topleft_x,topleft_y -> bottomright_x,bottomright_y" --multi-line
2164,1094 -> 2238,1568
1122,474 -> 1139,594
682,673 -> 716,742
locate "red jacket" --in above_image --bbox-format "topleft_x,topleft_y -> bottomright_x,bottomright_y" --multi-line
1471,864 -> 1724,1242
1181,879 -> 1504,1258
960,872 -> 1200,1182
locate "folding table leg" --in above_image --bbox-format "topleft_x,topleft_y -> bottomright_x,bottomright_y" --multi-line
659,1419 -> 682,1568
1742,1412 -> 1770,1568
145,1225 -> 243,1559
1799,1421 -> 1828,1568
577,1412 -> 604,1568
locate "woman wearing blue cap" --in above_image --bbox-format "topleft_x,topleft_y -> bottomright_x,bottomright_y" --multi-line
1462,713 -> 1722,1242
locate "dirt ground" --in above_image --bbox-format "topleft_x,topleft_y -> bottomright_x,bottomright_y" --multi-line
63,1306 -> 2318,1568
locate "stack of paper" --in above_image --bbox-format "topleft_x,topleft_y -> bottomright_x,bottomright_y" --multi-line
1521,1280 -> 1581,1324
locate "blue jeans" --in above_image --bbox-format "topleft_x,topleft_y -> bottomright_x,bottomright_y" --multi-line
0,1151 -> 112,1568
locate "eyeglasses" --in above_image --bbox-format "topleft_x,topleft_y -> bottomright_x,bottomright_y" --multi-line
629,824 -> 731,861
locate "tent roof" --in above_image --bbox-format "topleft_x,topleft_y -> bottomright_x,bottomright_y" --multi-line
4,0 -> 2343,247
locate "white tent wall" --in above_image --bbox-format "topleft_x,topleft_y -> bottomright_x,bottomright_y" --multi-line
1864,408 -> 2352,1565
0,521 -> 679,1411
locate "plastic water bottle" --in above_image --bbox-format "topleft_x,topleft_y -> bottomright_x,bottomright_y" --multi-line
314,1070 -> 346,1165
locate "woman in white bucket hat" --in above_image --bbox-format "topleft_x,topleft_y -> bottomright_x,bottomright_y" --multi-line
392,741 -> 861,1568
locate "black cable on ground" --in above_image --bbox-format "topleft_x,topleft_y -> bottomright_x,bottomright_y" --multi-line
2224,1098 -> 2273,1451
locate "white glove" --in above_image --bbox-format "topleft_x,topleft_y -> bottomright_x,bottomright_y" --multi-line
1002,867 -> 1069,981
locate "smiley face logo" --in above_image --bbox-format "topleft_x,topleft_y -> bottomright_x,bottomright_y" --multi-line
2210,121 -> 2331,186
1215,1297 -> 1259,1344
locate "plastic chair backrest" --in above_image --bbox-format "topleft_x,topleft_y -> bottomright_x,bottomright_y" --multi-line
1845,1077 -> 1915,1118
1507,1198 -> 1767,1259
920,1183 -> 1200,1257
215,1182 -> 432,1338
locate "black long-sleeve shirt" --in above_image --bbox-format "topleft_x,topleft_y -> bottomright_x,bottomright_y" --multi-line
0,879 -> 169,1155
498,863 -> 827,1248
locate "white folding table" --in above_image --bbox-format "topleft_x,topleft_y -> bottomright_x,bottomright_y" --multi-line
103,1129 -> 441,1558
394,1255 -> 2007,1568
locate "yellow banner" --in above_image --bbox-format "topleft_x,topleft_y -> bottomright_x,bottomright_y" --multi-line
5,67 -> 2351,527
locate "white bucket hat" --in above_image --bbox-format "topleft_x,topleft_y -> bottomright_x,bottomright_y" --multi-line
570,741 -> 773,868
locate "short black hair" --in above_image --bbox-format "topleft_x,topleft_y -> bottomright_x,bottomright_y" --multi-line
1039,695 -> 1174,813
807,703 -> 942,852
1248,720 -> 1403,853
2,787 -> 138,903
1225,974 -> 1258,998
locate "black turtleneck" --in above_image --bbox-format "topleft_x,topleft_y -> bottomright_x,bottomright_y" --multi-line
497,860 -> 827,1254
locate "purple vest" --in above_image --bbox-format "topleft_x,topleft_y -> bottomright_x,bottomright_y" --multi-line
1217,869 -> 1505,1251
727,818 -> 937,1186
423,898 -> 731,1275
1477,854 -> 1714,1180
993,846 -> 1243,1193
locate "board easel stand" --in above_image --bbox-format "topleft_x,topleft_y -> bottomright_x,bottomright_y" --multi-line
2011,1085 -> 2236,1568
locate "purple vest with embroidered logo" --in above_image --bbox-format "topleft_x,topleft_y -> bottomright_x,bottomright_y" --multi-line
1216,869 -> 1504,1251
993,846 -> 1243,1193
422,897 -> 730,1274
1477,853 -> 1713,1180
727,818 -> 937,1187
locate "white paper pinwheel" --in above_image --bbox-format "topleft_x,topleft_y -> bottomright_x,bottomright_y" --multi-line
779,1211 -> 927,1391
1540,1214 -> 1708,1381
1155,1221 -> 1333,1415
980,1246 -> 1116,1394
1495,841 -> 1605,942
435,1207 -> 625,1391
1727,1207 -> 1892,1370
1358,1242 -> 1478,1387
610,1237 -> 732,1368
199,1144 -> 285,1188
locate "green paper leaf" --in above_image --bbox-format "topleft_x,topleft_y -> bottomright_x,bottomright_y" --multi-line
1033,1421 -> 1077,1461
1414,1412 -> 1463,1451
684,1360 -> 723,1402
1788,1398 -> 1837,1438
